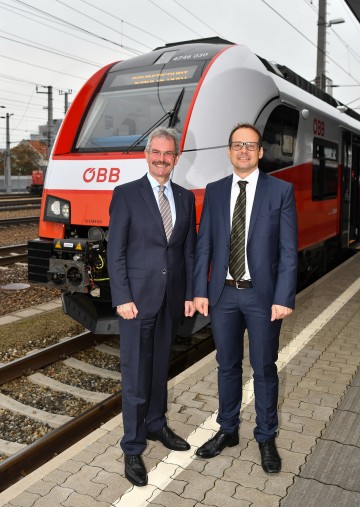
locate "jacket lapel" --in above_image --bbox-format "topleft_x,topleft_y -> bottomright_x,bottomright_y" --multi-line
248,171 -> 268,242
169,182 -> 183,243
139,175 -> 166,239
222,176 -> 233,239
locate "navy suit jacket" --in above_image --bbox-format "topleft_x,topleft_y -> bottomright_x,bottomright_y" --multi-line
107,174 -> 196,319
193,171 -> 298,311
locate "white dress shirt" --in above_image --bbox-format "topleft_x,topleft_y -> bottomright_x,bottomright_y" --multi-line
147,173 -> 176,226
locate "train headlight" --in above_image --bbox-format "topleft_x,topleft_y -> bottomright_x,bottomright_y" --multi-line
44,195 -> 71,224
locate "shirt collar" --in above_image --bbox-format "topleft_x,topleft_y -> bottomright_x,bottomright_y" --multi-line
232,168 -> 259,188
147,172 -> 171,190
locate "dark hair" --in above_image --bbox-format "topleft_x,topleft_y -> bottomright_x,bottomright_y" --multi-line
228,123 -> 262,147
145,127 -> 180,155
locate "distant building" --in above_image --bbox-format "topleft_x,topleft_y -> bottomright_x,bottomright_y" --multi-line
24,140 -> 48,170
30,118 -> 63,156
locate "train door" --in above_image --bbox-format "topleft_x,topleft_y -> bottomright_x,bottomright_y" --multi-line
341,131 -> 360,247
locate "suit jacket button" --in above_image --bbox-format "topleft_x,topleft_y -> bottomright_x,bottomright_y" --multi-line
162,269 -> 167,274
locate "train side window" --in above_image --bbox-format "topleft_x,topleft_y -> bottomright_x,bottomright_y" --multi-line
259,105 -> 299,173
312,138 -> 338,201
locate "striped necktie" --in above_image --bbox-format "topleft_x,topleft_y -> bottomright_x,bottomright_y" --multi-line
229,180 -> 248,280
158,185 -> 173,241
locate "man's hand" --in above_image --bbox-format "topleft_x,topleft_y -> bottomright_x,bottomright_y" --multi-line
184,300 -> 195,317
271,304 -> 293,321
116,302 -> 138,319
194,297 -> 209,317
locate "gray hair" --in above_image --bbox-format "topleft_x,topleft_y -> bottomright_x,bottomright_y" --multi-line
145,127 -> 180,155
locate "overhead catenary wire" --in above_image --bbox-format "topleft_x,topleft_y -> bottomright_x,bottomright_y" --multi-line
0,33 -> 102,68
147,0 -> 204,38
78,0 -> 167,44
7,0 -> 144,55
259,0 -> 360,88
0,1 -> 134,58
0,53 -> 89,80
53,0 -> 154,51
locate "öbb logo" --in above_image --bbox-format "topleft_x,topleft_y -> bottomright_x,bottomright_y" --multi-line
83,167 -> 120,183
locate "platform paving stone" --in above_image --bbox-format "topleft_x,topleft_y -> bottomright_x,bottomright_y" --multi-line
62,491 -> 110,507
149,490 -> 198,507
222,460 -> 266,490
6,490 -> 41,507
60,465 -> 106,497
57,459 -> 84,475
201,479 -> 249,507
173,469 -> 217,502
40,468 -> 72,486
26,480 -> 56,497
277,429 -> 316,454
197,455 -> 235,479
93,471 -> 131,505
25,485 -> 73,507
232,484 -> 281,507
90,445 -> 123,473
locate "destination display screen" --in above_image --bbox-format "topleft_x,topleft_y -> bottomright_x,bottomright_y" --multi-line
109,65 -> 198,89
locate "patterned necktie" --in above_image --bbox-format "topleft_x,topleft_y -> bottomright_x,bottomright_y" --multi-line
229,180 -> 248,280
158,185 -> 173,241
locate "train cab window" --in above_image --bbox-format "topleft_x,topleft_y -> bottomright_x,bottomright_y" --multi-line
312,138 -> 338,201
259,105 -> 299,173
75,62 -> 207,153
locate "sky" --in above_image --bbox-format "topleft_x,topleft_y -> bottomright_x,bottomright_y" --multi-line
0,0 -> 360,150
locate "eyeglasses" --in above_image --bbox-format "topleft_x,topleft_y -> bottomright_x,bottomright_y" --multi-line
230,141 -> 261,151
148,149 -> 177,158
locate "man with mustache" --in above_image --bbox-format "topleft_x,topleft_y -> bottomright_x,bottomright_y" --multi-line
107,127 -> 196,487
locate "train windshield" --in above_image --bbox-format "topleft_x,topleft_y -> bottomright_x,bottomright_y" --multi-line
75,62 -> 206,152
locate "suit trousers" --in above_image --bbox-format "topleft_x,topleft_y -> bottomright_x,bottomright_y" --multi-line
118,294 -> 179,455
210,284 -> 282,442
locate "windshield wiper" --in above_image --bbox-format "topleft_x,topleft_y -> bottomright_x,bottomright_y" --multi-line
169,87 -> 184,128
123,88 -> 185,154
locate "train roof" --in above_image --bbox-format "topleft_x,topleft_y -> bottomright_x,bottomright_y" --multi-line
258,56 -> 360,124
154,37 -> 360,124
154,36 -> 235,49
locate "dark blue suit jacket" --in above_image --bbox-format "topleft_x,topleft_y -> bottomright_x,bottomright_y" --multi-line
193,171 -> 298,311
107,174 -> 196,319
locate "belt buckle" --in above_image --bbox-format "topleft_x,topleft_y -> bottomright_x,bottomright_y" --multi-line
235,281 -> 242,289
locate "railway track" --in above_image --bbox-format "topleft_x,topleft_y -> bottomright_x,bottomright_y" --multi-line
0,324 -> 213,491
0,196 -> 41,212
0,193 -> 35,199
0,243 -> 28,266
0,216 -> 39,227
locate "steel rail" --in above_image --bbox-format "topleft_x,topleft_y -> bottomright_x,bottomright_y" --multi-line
0,331 -> 109,385
0,205 -> 40,212
0,217 -> 39,226
0,244 -> 28,266
0,193 -> 30,199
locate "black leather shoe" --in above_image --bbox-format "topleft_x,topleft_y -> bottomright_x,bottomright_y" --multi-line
147,423 -> 190,451
258,439 -> 281,473
195,429 -> 239,458
124,454 -> 148,487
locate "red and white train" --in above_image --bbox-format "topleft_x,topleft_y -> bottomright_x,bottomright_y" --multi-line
28,37 -> 360,334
